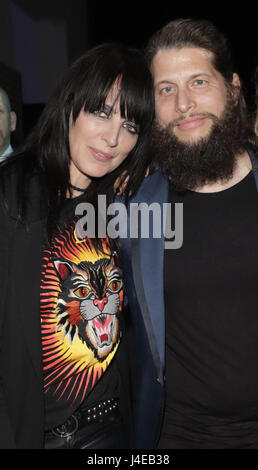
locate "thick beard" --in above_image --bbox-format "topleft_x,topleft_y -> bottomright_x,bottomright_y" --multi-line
150,92 -> 246,192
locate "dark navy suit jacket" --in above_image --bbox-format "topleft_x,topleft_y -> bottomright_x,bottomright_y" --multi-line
119,148 -> 258,449
118,170 -> 168,449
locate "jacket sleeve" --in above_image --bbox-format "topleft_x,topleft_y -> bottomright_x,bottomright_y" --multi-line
0,193 -> 16,448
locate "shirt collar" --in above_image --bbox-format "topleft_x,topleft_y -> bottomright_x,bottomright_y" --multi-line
0,144 -> 13,161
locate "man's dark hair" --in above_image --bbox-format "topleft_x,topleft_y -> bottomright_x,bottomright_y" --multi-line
146,18 -> 235,82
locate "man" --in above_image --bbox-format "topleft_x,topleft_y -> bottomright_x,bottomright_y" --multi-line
119,18 -> 258,449
0,88 -> 16,161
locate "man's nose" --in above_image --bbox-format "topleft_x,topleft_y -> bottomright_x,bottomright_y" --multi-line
175,89 -> 195,114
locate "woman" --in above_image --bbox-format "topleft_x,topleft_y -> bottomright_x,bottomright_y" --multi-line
0,43 -> 154,449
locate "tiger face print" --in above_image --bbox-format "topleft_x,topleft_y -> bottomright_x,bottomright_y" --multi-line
54,253 -> 123,361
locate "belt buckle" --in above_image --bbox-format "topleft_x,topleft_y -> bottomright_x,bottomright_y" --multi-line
52,415 -> 78,438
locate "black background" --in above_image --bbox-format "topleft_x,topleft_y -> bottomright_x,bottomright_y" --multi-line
86,2 -> 257,108
19,1 -> 257,136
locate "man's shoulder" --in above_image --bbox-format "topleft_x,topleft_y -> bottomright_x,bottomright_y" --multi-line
0,152 -> 41,220
247,147 -> 258,167
0,152 -> 39,180
141,169 -> 168,187
131,170 -> 168,203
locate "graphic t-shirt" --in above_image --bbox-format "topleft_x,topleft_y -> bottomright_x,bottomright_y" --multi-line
40,197 -> 124,430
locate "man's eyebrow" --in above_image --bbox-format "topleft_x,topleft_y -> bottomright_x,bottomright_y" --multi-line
155,79 -> 175,87
155,72 -> 212,86
190,72 -> 212,79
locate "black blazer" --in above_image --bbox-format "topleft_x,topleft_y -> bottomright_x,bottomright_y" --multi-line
0,154 -> 133,449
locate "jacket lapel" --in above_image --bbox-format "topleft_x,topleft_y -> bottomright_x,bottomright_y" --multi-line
129,171 -> 168,380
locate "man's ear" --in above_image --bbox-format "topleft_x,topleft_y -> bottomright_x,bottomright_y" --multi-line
10,111 -> 17,132
231,73 -> 241,105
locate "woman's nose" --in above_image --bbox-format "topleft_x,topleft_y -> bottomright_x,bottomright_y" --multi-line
102,121 -> 120,147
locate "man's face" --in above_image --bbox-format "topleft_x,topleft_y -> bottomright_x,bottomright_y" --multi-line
151,47 -> 228,144
0,94 -> 16,155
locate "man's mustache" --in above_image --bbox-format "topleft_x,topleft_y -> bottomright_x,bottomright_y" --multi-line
168,112 -> 219,130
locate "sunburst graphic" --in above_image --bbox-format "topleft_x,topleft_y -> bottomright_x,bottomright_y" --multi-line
40,221 -> 122,407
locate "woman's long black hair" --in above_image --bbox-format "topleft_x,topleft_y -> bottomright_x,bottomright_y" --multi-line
5,43 -> 154,240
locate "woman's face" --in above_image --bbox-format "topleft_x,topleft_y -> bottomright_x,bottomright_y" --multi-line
69,84 -> 139,188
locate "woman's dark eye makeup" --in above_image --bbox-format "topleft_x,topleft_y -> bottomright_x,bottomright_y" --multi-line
93,106 -> 139,134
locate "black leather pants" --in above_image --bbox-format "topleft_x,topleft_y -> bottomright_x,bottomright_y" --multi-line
44,399 -> 129,449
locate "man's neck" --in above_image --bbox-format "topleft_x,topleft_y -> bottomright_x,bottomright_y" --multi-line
193,151 -> 251,193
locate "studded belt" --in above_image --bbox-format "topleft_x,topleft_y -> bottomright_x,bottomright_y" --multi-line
48,398 -> 120,439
